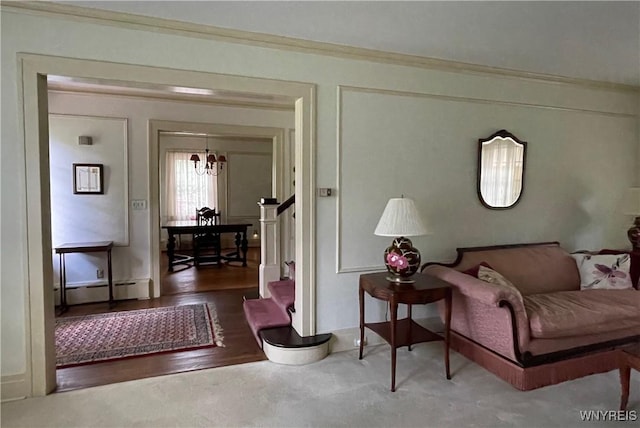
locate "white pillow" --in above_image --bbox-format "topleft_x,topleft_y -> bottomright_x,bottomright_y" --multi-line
571,253 -> 633,290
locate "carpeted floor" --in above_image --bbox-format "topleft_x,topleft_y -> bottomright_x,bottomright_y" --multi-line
2,343 -> 638,427
56,303 -> 223,367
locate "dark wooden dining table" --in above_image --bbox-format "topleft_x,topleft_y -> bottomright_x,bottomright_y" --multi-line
161,220 -> 251,271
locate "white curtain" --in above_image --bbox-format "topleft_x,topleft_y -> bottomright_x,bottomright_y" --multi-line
480,139 -> 524,207
165,151 -> 218,221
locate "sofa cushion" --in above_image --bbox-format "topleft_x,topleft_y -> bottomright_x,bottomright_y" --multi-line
525,289 -> 640,339
571,253 -> 633,290
454,243 -> 580,295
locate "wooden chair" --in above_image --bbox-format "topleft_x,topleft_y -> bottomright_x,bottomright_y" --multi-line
193,207 -> 222,267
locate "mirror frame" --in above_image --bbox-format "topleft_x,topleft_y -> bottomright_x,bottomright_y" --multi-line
477,129 -> 527,210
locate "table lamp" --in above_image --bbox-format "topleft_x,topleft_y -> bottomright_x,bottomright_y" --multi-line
374,197 -> 428,283
625,187 -> 640,251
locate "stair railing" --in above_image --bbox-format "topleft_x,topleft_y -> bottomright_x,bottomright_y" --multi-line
277,194 -> 295,216
258,195 -> 294,297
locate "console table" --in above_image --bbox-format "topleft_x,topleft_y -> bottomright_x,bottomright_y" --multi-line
54,241 -> 114,314
162,221 -> 251,271
359,272 -> 452,391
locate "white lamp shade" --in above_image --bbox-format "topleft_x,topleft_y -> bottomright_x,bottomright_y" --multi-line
625,187 -> 640,215
374,198 -> 428,237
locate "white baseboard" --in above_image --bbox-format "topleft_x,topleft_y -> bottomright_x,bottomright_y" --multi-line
54,278 -> 151,305
1,373 -> 28,402
328,326 -> 386,353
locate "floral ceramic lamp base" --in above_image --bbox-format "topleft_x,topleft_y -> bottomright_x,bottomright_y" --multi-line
384,237 -> 421,283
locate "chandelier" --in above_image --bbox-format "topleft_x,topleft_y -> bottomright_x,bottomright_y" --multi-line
189,135 -> 226,176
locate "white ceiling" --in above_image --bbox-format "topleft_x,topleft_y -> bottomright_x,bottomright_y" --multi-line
59,1 -> 640,87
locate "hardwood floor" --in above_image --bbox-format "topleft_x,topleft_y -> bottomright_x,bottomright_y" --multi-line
55,248 -> 265,392
162,246 -> 261,294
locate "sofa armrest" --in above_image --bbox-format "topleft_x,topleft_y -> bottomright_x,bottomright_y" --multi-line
424,265 -> 532,362
424,265 -> 525,309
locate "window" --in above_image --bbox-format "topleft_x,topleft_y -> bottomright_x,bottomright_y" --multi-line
165,151 -> 218,221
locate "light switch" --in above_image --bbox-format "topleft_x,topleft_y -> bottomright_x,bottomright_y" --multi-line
318,188 -> 332,197
131,199 -> 147,210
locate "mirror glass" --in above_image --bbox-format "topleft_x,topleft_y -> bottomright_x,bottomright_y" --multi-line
477,130 -> 527,209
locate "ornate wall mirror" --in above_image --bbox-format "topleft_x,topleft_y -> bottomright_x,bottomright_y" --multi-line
477,129 -> 527,209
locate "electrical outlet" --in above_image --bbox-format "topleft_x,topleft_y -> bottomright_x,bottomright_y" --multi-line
354,337 -> 367,347
131,199 -> 147,210
96,269 -> 104,279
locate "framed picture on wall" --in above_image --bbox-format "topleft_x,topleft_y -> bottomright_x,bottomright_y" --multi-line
73,163 -> 104,194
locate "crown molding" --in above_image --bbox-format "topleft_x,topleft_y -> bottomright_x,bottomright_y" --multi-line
3,1 -> 639,94
339,85 -> 637,119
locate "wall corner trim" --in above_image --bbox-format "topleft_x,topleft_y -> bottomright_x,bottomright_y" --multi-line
1,373 -> 28,402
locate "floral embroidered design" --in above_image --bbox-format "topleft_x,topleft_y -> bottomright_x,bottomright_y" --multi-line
584,254 -> 630,289
386,252 -> 408,270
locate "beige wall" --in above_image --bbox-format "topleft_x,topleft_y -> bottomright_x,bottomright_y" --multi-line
2,7 -> 638,393
338,87 -> 637,272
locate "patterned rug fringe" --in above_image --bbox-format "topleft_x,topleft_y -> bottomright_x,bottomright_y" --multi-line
207,303 -> 225,347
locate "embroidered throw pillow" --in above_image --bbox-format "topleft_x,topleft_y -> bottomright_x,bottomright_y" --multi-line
477,265 -> 524,305
571,253 -> 633,290
463,261 -> 494,278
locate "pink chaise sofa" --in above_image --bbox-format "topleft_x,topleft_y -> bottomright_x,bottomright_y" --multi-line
422,242 -> 640,390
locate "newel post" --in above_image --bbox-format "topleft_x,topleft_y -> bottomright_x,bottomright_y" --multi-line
259,198 -> 281,298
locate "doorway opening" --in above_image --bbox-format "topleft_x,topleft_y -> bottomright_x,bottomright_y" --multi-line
21,54 -> 315,396
151,122 -> 292,298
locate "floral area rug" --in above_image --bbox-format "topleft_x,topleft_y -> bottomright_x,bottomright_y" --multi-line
55,303 -> 224,367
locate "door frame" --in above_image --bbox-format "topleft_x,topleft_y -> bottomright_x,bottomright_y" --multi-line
150,120 -> 286,297
19,53 -> 316,396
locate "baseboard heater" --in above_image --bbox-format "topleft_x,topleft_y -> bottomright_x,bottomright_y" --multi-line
53,278 -> 151,305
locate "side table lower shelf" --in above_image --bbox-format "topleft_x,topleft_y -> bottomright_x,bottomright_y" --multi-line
365,319 -> 443,349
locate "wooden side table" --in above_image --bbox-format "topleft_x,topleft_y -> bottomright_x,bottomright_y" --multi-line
619,343 -> 640,411
359,272 -> 452,391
